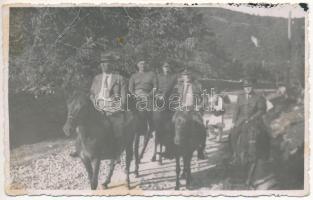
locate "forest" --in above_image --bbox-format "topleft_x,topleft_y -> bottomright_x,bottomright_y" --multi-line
9,7 -> 305,97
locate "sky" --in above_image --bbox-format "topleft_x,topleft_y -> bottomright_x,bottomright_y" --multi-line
222,4 -> 306,18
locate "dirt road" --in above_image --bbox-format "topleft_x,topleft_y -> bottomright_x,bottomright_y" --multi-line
10,119 -> 237,191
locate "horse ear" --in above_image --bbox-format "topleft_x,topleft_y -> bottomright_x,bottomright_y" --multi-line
62,83 -> 75,102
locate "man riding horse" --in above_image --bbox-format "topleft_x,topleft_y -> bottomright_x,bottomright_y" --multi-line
171,68 -> 207,189
152,61 -> 178,160
230,78 -> 270,187
128,59 -> 157,142
69,51 -> 126,157
90,52 -> 126,113
173,68 -> 206,159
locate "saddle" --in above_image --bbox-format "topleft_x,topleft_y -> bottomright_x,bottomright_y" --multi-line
94,97 -> 122,114
172,110 -> 204,127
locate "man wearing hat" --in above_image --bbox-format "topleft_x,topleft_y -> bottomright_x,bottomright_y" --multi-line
153,62 -> 178,159
177,68 -> 203,111
156,62 -> 177,106
173,68 -> 206,159
90,51 -> 126,113
129,60 -> 158,98
69,51 -> 126,158
230,78 -> 269,185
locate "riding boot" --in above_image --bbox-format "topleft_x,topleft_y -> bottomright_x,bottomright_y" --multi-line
69,151 -> 79,157
197,149 -> 205,160
197,125 -> 207,160
162,148 -> 175,159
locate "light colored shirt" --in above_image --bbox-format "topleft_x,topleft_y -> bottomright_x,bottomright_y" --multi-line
210,95 -> 223,111
157,73 -> 177,96
96,73 -> 113,109
129,71 -> 157,96
97,73 -> 112,99
182,82 -> 194,107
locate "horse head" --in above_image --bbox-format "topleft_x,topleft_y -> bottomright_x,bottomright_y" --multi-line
63,90 -> 89,137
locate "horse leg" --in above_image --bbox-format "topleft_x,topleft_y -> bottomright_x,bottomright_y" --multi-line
246,161 -> 257,188
197,128 -> 206,160
90,158 -> 100,190
125,146 -> 133,189
216,127 -> 223,142
185,154 -> 192,190
140,115 -> 154,160
102,159 -> 116,189
139,129 -> 151,160
70,136 -> 80,157
175,155 -> 181,190
181,156 -> 187,179
134,133 -> 140,177
159,144 -> 163,165
151,131 -> 158,162
80,155 -> 93,189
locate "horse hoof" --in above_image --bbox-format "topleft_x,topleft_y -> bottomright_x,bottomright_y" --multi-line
245,181 -> 256,190
134,171 -> 139,178
91,185 -> 97,190
151,156 -> 156,162
158,160 -> 162,165
197,153 -> 205,160
175,186 -> 180,190
102,183 -> 109,189
186,185 -> 192,190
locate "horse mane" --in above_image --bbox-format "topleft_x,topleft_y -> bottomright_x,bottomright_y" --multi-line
66,89 -> 87,103
66,89 -> 93,121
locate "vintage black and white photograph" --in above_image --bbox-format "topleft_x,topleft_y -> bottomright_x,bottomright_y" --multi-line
3,2 -> 308,196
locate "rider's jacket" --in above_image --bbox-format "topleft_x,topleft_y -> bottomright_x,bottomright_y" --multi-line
90,72 -> 126,112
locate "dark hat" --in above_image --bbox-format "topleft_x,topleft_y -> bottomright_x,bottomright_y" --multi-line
100,51 -> 120,63
277,81 -> 286,87
181,68 -> 196,81
162,62 -> 174,70
136,60 -> 146,69
162,62 -> 170,68
242,79 -> 254,87
181,68 -> 191,76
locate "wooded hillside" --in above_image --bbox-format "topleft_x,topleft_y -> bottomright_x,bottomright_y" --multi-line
9,7 -> 305,96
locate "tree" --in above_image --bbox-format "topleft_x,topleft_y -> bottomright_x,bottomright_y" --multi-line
9,7 -> 305,97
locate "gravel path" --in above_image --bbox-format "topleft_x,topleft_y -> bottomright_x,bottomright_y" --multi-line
9,119 -> 246,191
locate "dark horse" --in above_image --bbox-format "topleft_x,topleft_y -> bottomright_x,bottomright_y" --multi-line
151,100 -> 175,164
63,91 -> 141,189
229,117 -> 271,188
172,110 -> 206,190
127,95 -> 154,177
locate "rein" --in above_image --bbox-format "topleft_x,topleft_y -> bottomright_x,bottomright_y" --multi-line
66,114 -> 76,126
68,114 -> 74,119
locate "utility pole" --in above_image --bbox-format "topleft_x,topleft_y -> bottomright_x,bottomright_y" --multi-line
287,10 -> 292,86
